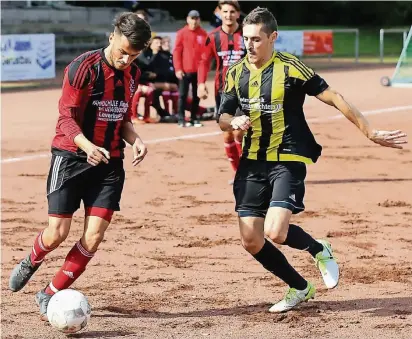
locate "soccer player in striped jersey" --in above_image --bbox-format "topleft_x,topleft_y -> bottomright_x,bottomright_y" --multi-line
218,7 -> 407,312
198,0 -> 246,183
9,12 -> 151,321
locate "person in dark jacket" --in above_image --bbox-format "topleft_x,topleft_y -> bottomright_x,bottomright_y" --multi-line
132,39 -> 174,123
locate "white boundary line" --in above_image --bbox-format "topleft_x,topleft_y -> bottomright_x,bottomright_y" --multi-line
2,105 -> 411,165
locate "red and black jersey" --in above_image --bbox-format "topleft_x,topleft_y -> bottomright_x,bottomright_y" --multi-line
52,48 -> 140,159
198,25 -> 245,94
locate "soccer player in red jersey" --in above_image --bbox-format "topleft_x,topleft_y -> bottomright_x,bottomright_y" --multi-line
8,12 -> 151,321
198,1 -> 246,183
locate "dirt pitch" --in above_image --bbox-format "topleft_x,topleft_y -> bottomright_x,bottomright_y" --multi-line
1,66 -> 412,339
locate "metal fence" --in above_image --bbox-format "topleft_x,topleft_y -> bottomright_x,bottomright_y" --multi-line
302,28 -> 359,62
379,27 -> 410,63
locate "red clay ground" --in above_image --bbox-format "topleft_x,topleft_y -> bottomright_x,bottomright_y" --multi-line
1,66 -> 412,339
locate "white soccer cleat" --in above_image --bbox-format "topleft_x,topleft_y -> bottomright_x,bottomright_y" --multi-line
314,239 -> 339,289
269,281 -> 315,313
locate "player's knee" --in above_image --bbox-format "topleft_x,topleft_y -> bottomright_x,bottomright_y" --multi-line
82,231 -> 104,253
47,216 -> 72,247
241,233 -> 263,254
266,229 -> 287,244
264,220 -> 288,244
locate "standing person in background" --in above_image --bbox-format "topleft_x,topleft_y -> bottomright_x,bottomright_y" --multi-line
154,35 -> 216,120
173,10 -> 208,127
198,1 -> 246,184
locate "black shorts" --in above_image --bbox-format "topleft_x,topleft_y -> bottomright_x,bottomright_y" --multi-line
215,92 -> 242,123
47,155 -> 125,215
233,158 -> 306,218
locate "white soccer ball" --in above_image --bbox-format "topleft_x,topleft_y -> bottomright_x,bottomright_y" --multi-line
47,289 -> 91,334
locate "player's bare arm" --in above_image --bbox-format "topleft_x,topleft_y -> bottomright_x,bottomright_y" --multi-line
121,121 -> 148,166
316,87 -> 408,149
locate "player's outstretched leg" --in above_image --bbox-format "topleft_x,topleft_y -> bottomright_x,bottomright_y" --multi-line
37,208 -> 112,320
238,214 -> 314,313
261,208 -> 317,312
9,217 -> 72,292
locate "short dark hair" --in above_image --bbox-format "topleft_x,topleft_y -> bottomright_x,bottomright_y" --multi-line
243,7 -> 278,35
151,36 -> 162,42
113,12 -> 152,51
218,0 -> 240,12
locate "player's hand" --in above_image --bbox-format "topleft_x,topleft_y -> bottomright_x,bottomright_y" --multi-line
230,116 -> 251,131
132,138 -> 148,166
197,84 -> 208,100
86,146 -> 110,166
175,70 -> 184,80
368,129 -> 407,149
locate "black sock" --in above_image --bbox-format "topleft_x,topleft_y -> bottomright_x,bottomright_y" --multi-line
284,224 -> 324,258
152,90 -> 169,117
253,239 -> 308,290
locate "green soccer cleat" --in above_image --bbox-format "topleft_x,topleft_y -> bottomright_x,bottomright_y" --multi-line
269,281 -> 315,313
314,239 -> 339,289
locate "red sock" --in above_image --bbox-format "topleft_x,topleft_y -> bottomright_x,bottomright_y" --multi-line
197,104 -> 206,115
224,142 -> 240,172
235,139 -> 243,157
30,230 -> 55,266
45,240 -> 94,295
131,89 -> 142,119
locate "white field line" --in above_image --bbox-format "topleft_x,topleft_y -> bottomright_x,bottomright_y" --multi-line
2,105 -> 411,165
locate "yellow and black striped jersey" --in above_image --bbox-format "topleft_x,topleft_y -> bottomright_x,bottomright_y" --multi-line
219,51 -> 329,164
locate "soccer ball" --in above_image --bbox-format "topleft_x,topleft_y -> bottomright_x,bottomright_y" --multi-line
47,289 -> 91,334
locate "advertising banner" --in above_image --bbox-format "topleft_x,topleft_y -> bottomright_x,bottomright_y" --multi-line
1,34 -> 55,82
304,31 -> 333,55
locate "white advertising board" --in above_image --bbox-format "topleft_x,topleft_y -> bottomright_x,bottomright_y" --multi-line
275,31 -> 304,56
1,34 -> 56,82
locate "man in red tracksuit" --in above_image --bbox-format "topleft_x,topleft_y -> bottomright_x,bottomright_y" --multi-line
173,10 -> 208,127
